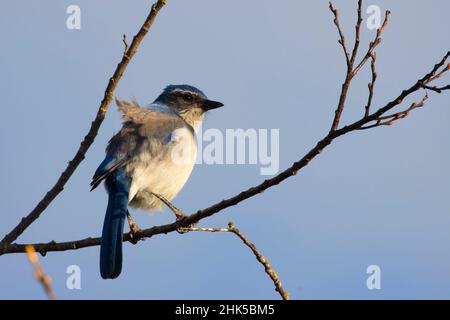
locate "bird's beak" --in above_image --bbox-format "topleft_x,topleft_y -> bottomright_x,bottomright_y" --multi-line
202,99 -> 224,111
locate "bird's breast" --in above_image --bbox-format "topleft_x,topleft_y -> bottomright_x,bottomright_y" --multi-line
127,127 -> 197,211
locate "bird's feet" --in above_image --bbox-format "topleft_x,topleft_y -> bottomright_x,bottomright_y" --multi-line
175,215 -> 199,234
126,210 -> 143,244
150,192 -> 197,233
151,192 -> 186,221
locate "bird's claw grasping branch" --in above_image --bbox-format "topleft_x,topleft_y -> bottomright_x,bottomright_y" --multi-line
351,10 -> 390,77
150,192 -> 197,233
126,210 -> 143,244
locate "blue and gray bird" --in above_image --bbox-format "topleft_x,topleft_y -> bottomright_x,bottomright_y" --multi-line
90,85 -> 224,279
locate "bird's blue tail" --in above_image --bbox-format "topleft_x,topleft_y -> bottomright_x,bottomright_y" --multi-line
100,169 -> 130,279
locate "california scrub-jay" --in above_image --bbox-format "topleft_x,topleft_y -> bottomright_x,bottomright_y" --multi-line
91,85 -> 223,279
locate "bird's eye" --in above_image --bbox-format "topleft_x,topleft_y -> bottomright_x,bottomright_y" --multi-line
182,93 -> 193,101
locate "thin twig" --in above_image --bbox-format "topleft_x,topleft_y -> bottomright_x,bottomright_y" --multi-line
352,10 -> 390,76
426,63 -> 450,83
25,246 -> 56,300
178,226 -> 230,233
364,53 -> 377,117
329,2 -> 350,69
180,222 -> 289,300
0,1 -> 448,303
349,0 -> 363,67
420,63 -> 450,93
228,222 -> 289,300
377,95 -> 428,121
359,94 -> 429,130
0,0 -> 168,246
122,34 -> 129,55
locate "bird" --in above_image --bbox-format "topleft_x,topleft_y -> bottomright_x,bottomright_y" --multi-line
90,84 -> 224,279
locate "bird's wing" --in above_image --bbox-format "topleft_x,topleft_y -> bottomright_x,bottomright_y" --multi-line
110,99 -> 187,153
90,155 -> 130,191
91,99 -> 188,190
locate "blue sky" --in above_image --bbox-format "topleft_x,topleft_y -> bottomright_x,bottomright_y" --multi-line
1,0 -> 449,299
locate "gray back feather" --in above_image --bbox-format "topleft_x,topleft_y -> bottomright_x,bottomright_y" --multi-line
107,99 -> 190,160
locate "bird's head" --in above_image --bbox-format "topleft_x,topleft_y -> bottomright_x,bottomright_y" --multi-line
154,84 -> 224,127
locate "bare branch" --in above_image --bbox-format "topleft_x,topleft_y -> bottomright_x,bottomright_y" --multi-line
126,210 -> 142,244
352,10 -> 390,76
364,53 -> 377,117
420,83 -> 450,93
0,0 -> 168,246
180,222 -> 289,300
426,62 -> 450,83
328,2 -> 388,132
329,2 -> 351,69
359,94 -> 429,130
349,0 -> 363,67
328,1 -> 354,133
25,246 -> 56,300
419,63 -> 450,92
122,34 -> 129,55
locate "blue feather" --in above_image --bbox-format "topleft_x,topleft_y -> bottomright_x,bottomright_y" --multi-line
91,155 -> 129,191
100,168 -> 130,279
